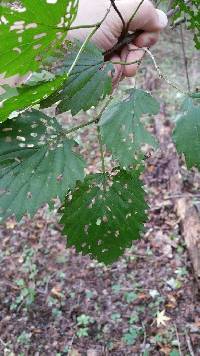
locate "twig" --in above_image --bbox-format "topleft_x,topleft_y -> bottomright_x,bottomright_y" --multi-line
61,96 -> 113,136
141,321 -> 147,352
67,6 -> 111,77
180,25 -> 191,92
0,338 -> 7,347
97,126 -> 107,190
111,59 -> 139,65
174,323 -> 183,356
167,0 -> 191,18
62,117 -> 100,135
69,23 -> 103,31
185,329 -> 195,356
126,0 -> 145,32
104,30 -> 143,61
104,0 -> 191,60
110,0 -> 126,38
164,193 -> 200,200
140,47 -> 188,95
171,17 -> 187,29
45,271 -> 57,295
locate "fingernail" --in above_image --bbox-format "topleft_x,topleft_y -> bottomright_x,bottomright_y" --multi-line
156,9 -> 168,28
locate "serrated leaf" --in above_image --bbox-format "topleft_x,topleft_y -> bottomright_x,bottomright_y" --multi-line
60,169 -> 147,264
99,89 -> 159,167
0,110 -> 85,221
0,0 -> 78,77
0,74 -> 66,122
41,42 -> 113,115
173,106 -> 200,170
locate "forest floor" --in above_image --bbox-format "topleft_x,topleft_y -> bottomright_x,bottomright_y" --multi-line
0,27 -> 200,356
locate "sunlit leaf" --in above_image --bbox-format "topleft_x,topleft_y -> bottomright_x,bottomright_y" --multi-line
0,0 -> 78,77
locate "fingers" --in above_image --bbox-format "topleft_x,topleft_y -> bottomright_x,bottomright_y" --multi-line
109,54 -> 124,86
121,44 -> 145,77
134,31 -> 160,48
116,0 -> 168,32
110,44 -> 145,80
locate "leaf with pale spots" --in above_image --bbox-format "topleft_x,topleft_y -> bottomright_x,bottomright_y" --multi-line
60,169 -> 147,264
41,42 -> 113,115
0,110 -> 85,221
0,74 -> 66,122
99,89 -> 159,167
173,106 -> 200,170
0,0 -> 78,77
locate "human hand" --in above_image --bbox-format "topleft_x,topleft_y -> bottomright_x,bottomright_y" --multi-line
68,0 -> 168,83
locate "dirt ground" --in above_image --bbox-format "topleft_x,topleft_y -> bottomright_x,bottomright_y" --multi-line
0,26 -> 200,356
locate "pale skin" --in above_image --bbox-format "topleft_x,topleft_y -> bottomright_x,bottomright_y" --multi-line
68,0 -> 168,83
0,0 -> 167,88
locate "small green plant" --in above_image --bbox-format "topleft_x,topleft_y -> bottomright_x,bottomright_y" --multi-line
76,314 -> 94,338
124,291 -> 138,303
10,246 -> 38,310
52,307 -> 62,319
77,314 -> 93,326
10,278 -> 36,311
129,313 -> 139,324
17,331 -> 32,346
76,328 -> 89,338
111,312 -> 121,322
122,327 -> 140,346
111,284 -> 122,294
170,350 -> 180,356
21,247 -> 38,279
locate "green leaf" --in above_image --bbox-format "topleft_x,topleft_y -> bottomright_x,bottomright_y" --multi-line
0,84 -> 18,101
0,110 -> 85,221
0,74 -> 66,122
173,0 -> 200,49
0,0 -> 78,77
190,92 -> 200,99
60,169 -> 147,264
123,328 -> 139,345
41,42 -> 113,115
99,89 -> 159,167
173,106 -> 200,170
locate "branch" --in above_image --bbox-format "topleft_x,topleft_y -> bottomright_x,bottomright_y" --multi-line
61,96 -> 113,136
167,0 -> 191,18
104,0 -> 191,60
126,0 -> 145,32
110,0 -> 126,39
97,126 -> 107,189
180,24 -> 191,92
141,47 -> 188,95
67,6 -> 111,77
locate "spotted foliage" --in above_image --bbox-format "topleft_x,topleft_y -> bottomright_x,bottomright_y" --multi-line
173,105 -> 200,170
0,110 -> 85,221
0,0 -> 78,77
0,74 -> 66,122
60,169 -> 147,264
99,89 -> 159,167
41,42 -> 113,115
